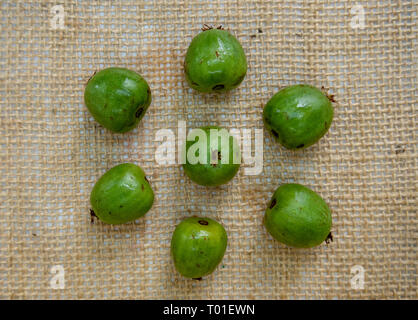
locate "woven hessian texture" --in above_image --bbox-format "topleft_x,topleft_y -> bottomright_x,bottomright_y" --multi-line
0,0 -> 416,299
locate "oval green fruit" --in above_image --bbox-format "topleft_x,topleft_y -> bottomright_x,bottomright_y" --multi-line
171,216 -> 228,279
184,27 -> 247,93
263,84 -> 334,149
182,126 -> 241,186
84,67 -> 151,133
90,163 -> 154,224
264,183 -> 332,248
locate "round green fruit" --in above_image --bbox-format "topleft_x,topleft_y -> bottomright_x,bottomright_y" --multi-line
171,216 -> 228,279
263,84 -> 334,149
182,126 -> 241,187
84,67 -> 151,133
264,183 -> 332,248
90,163 -> 154,224
184,27 -> 247,93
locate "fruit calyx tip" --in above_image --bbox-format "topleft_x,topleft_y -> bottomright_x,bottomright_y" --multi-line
325,232 -> 333,244
89,209 -> 97,224
86,71 -> 97,85
201,24 -> 224,31
321,86 -> 337,103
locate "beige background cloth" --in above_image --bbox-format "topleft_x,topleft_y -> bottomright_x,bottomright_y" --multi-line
0,0 -> 416,299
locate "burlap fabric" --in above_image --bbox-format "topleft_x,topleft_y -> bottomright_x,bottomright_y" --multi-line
0,0 -> 416,299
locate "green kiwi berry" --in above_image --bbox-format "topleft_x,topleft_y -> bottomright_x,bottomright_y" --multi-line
264,183 -> 332,248
182,126 -> 241,187
171,216 -> 228,279
184,26 -> 247,93
90,163 -> 154,224
263,84 -> 334,149
84,67 -> 151,133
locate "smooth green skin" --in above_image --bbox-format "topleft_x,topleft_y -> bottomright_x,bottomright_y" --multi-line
84,67 -> 151,133
182,126 -> 241,187
171,217 -> 228,279
184,29 -> 247,93
263,84 -> 334,149
90,163 -> 154,224
264,184 -> 332,248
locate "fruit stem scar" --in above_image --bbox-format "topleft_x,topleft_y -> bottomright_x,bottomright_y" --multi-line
135,107 -> 144,118
210,150 -> 221,167
212,84 -> 224,90
269,198 -> 277,209
198,220 -> 209,225
325,232 -> 333,244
